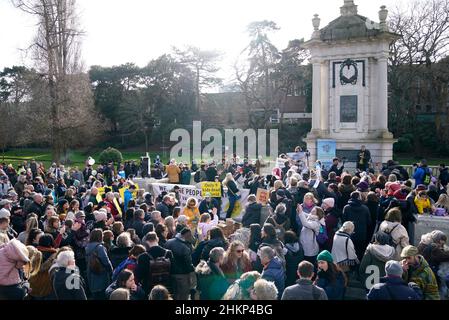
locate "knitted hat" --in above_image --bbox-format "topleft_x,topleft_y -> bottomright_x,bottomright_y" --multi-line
317,250 -> 333,264
385,260 -> 403,277
322,198 -> 335,209
401,245 -> 419,258
94,210 -> 107,222
357,181 -> 369,192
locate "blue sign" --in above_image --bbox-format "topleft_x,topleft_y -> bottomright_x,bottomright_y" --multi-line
317,140 -> 337,169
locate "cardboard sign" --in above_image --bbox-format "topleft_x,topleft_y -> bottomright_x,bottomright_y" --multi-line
256,188 -> 269,205
201,182 -> 222,198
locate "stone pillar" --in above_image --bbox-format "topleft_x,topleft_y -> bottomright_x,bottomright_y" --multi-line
320,60 -> 329,132
377,55 -> 389,132
311,59 -> 322,134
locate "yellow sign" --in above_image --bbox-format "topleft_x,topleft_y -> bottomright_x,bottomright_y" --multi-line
201,182 -> 222,198
119,184 -> 140,201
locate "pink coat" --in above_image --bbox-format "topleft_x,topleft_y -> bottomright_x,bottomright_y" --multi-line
0,239 -> 30,286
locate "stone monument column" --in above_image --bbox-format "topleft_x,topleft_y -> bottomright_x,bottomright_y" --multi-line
378,54 -> 390,135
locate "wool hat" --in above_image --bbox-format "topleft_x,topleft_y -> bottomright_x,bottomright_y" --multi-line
0,208 -> 10,219
401,245 -> 419,258
357,181 -> 369,192
385,260 -> 403,277
322,198 -> 335,209
416,184 -> 427,191
317,250 -> 333,264
75,211 -> 86,220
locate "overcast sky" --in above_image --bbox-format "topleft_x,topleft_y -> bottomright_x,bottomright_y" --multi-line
1,0 -> 403,83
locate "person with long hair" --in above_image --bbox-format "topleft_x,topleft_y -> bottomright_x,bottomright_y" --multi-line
221,240 -> 252,284
222,173 -> 240,219
379,208 -> 410,260
315,250 -> 347,300
296,205 -> 325,264
105,269 -> 146,300
164,216 -> 176,240
66,200 -> 81,221
18,214 -> 38,244
182,197 -> 201,231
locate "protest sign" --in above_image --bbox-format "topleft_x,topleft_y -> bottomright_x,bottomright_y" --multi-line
256,188 -> 269,205
201,182 -> 222,197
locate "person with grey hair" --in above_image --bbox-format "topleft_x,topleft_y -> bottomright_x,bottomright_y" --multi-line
367,260 -> 421,300
259,246 -> 286,299
109,232 -> 133,268
131,209 -> 146,239
195,247 -> 229,300
418,230 -> 449,282
109,288 -> 130,300
331,221 -> 359,273
250,278 -> 278,300
51,249 -> 87,300
266,203 -> 290,242
175,215 -> 188,234
25,193 -> 44,218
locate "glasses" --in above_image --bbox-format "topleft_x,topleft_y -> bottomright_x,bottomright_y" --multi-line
235,249 -> 244,253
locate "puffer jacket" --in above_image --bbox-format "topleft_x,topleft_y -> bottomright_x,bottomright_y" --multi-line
261,256 -> 286,299
359,243 -> 396,289
379,221 -> 409,259
195,260 -> 229,300
0,240 -> 29,286
297,212 -> 321,257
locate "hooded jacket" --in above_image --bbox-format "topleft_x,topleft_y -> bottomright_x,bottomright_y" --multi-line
195,260 -> 229,300
285,242 -> 304,287
242,202 -> 262,228
359,243 -> 396,289
0,240 -> 29,286
261,256 -> 286,299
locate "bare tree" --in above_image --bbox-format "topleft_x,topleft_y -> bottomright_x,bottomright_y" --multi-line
13,0 -> 100,162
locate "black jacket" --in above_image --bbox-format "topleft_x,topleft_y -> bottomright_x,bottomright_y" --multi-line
51,267 -> 87,300
440,167 -> 449,186
342,199 -> 372,242
156,203 -> 170,219
135,245 -> 173,295
242,202 -> 262,228
192,238 -> 229,266
206,167 -> 218,182
109,246 -> 132,269
25,201 -> 44,218
164,234 -> 194,275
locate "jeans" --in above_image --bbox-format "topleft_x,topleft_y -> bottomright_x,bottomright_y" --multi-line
226,194 -> 238,219
171,272 -> 196,300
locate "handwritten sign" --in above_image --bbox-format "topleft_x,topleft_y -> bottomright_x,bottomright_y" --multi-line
201,182 -> 222,198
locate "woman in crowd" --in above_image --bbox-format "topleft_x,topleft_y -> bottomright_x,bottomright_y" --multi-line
182,197 -> 201,232
331,222 -> 359,274
338,174 -> 355,210
18,215 -> 39,244
315,250 -> 347,300
164,216 -> 176,240
221,240 -> 252,284
296,204 -> 323,264
109,232 -> 133,269
197,211 -> 219,242
250,278 -> 279,300
105,269 -> 146,300
149,285 -> 173,300
222,173 -> 240,219
284,230 -> 304,287
379,208 -> 410,259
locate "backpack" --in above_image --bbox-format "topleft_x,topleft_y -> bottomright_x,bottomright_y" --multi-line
383,224 -> 399,248
423,169 -> 432,185
148,251 -> 171,289
194,171 -> 201,183
112,257 -> 137,282
315,223 -> 329,245
89,244 -> 106,274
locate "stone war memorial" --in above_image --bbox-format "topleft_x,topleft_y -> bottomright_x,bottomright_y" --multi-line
304,0 -> 398,167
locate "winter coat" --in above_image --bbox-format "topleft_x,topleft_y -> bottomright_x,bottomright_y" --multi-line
342,199 -> 372,243
324,209 -> 340,251
198,198 -> 219,215
109,246 -> 132,269
180,169 -> 192,185
297,212 -> 321,257
338,184 -> 356,209
315,269 -> 346,300
367,276 -> 422,300
166,164 -> 181,183
51,267 -> 87,300
403,255 -> 440,300
359,243 -> 396,289
25,201 -> 44,218
414,196 -> 432,214
182,206 -> 200,231
192,238 -> 228,266
439,167 -> 449,186
0,240 -> 29,286
164,234 -> 194,275
105,281 -> 146,300
156,202 -> 170,219
195,260 -> 229,300
379,221 -> 409,260
241,202 -> 262,228
285,242 -> 304,287
85,242 -> 113,293
418,242 -> 449,269
413,166 -> 431,186
261,256 -> 286,299
331,231 -> 358,266
281,278 -> 328,300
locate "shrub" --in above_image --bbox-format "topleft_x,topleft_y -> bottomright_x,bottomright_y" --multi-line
98,147 -> 123,164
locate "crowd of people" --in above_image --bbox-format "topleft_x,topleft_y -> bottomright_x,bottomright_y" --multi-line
1,149 -> 449,301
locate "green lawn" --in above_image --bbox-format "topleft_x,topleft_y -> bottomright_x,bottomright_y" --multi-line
393,155 -> 449,166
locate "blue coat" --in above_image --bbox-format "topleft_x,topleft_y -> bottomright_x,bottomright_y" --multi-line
261,257 -> 286,299
85,242 -> 113,293
367,276 -> 422,300
315,269 -> 346,300
413,167 -> 430,186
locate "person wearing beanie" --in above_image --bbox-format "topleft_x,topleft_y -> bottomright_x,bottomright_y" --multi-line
321,198 -> 338,251
359,231 -> 397,290
315,250 -> 346,300
367,260 -> 422,300
401,245 -> 440,300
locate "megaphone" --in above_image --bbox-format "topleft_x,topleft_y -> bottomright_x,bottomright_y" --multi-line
87,157 -> 95,166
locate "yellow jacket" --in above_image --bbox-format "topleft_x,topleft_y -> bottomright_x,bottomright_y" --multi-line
182,206 -> 200,230
414,196 -> 431,214
166,164 -> 180,183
